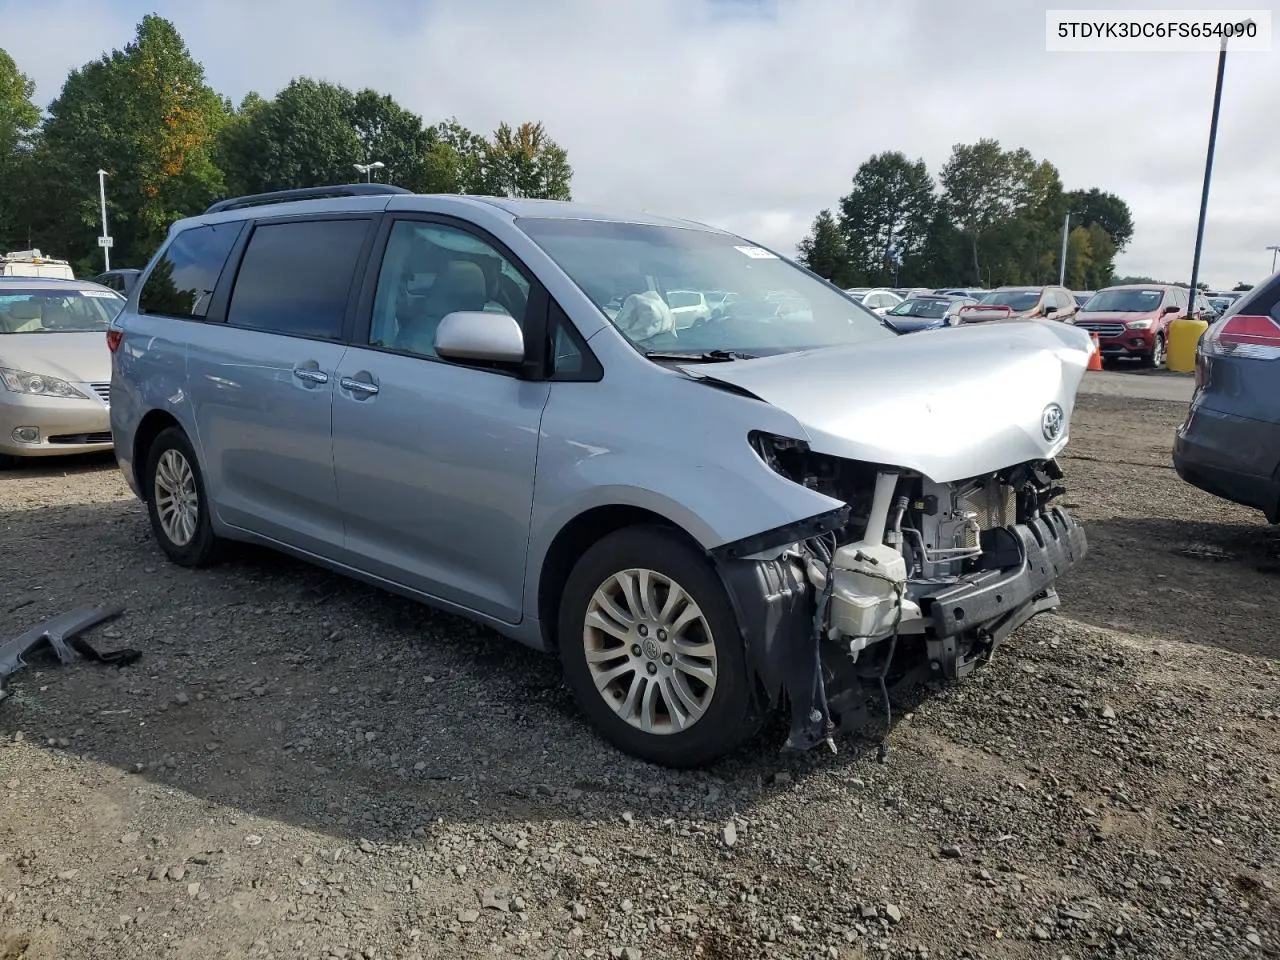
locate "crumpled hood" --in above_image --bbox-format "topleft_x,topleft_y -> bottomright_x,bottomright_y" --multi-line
0,332 -> 112,384
683,321 -> 1093,483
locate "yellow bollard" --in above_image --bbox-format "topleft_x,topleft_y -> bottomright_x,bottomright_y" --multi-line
1166,316 -> 1208,373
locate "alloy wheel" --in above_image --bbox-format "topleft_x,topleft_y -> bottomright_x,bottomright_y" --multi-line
582,568 -> 718,735
154,448 -> 199,547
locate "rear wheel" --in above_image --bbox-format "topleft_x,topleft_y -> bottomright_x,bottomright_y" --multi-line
143,427 -> 223,567
557,526 -> 761,767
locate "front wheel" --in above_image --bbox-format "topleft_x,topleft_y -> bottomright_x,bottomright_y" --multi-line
143,426 -> 224,567
557,526 -> 762,767
1140,334 -> 1166,369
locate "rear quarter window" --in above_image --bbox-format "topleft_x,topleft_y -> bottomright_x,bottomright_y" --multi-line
139,222 -> 242,319
225,219 -> 369,340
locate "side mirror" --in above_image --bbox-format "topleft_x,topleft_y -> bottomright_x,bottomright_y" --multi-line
1043,304 -> 1058,315
435,311 -> 525,364
1162,304 -> 1179,315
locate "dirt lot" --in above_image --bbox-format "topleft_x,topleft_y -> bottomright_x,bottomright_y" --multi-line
1,392 -> 1277,960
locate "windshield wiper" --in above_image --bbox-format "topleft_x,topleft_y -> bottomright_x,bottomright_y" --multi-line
643,349 -> 757,362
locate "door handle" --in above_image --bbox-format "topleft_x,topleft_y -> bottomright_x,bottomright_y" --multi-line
292,367 -> 329,384
339,377 -> 379,396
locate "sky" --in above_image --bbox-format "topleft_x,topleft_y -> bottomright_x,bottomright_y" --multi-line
3,0 -> 1279,289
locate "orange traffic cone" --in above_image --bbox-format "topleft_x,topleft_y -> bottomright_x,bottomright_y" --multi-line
1087,332 -> 1103,371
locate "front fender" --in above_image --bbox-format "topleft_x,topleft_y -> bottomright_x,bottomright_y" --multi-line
524,375 -> 845,620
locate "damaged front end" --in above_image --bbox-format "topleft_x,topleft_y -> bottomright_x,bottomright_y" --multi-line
711,432 -> 1087,754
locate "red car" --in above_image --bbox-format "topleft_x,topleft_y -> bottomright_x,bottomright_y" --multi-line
1071,284 -> 1188,368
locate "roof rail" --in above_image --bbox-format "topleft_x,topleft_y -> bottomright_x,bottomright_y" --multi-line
203,183 -> 412,216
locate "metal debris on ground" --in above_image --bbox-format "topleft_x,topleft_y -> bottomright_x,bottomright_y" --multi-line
0,605 -> 138,702
1175,542 -> 1235,562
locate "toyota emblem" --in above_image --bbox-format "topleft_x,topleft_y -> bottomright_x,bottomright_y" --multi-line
1041,403 -> 1065,442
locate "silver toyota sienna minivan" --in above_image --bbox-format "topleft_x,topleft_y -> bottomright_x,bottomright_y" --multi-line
109,184 -> 1091,767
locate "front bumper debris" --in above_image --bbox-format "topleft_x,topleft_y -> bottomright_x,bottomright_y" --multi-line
916,506 -> 1087,639
714,506 -> 1088,755
0,605 -> 139,703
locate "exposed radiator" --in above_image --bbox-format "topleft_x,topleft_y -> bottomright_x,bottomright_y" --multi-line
955,479 -> 1015,548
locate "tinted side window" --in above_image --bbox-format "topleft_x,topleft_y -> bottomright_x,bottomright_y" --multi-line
227,219 -> 369,340
139,223 -> 240,319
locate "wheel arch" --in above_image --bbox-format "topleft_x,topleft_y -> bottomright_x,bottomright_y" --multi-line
535,504 -> 705,651
132,409 -> 184,499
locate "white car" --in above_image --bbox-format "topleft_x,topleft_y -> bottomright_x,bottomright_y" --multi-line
1,249 -> 75,281
666,290 -> 711,329
845,288 -> 903,316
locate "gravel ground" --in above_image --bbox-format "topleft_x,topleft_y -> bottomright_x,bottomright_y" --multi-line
1,391 -> 1277,960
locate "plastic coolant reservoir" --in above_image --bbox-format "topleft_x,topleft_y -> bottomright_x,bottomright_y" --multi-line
827,542 -> 908,640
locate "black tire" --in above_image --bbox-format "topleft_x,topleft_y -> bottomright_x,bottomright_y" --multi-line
1140,334 -> 1166,369
142,426 -> 223,567
557,525 -> 762,768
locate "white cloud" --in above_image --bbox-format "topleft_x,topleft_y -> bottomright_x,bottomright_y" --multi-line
5,0 -> 1279,288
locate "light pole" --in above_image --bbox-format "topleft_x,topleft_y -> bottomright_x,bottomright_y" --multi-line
1058,211 -> 1077,286
353,161 -> 386,183
1187,22 -> 1253,315
1267,245 -> 1280,274
96,169 -> 110,272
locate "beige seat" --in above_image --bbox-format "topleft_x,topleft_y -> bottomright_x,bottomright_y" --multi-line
2,299 -> 44,333
395,260 -> 489,357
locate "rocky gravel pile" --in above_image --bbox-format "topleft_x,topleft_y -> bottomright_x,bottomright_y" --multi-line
1,396 -> 1277,960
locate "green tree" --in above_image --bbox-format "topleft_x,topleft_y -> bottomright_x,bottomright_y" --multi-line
1065,188 -> 1134,251
1064,225 -> 1093,289
1232,281 -> 1253,291
483,121 -> 573,200
213,92 -> 269,195
1068,223 -> 1116,290
214,77 -> 360,194
348,88 -> 434,189
0,48 -> 39,158
417,117 -> 491,194
797,209 -> 855,286
0,48 -> 41,250
837,151 -> 934,283
911,208 -> 968,287
32,16 -> 227,270
939,139 -> 1022,284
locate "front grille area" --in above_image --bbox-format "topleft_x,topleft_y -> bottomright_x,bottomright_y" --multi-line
89,382 -> 110,404
956,479 -> 1015,548
1075,322 -> 1125,338
48,432 -> 112,445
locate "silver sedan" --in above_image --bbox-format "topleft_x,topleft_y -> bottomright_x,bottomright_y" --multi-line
0,278 -> 124,459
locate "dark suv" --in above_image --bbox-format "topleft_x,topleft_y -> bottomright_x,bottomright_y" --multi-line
1173,273 -> 1280,522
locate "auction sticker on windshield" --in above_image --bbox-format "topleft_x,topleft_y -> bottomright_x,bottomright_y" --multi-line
734,245 -> 778,259
80,290 -> 120,298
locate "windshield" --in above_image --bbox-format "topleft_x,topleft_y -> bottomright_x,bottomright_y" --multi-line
0,288 -> 124,333
889,297 -> 950,319
978,290 -> 1041,311
1082,289 -> 1163,313
515,218 -> 894,357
